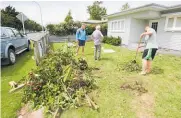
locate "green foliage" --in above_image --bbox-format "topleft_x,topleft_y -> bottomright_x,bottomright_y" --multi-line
22,45 -> 96,116
1,5 -> 42,31
24,20 -> 42,31
87,1 -> 107,20
121,3 -> 130,11
64,10 -> 73,23
86,24 -> 95,35
46,24 -> 56,35
46,14 -> 82,36
117,61 -> 141,72
102,36 -> 121,46
85,24 -> 107,35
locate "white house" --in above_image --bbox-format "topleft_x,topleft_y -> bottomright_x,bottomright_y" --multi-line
103,3 -> 181,51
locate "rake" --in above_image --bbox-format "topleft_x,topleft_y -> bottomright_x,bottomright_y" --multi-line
132,38 -> 142,64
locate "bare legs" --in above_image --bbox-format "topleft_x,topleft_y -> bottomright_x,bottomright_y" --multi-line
76,46 -> 80,56
76,46 -> 84,56
147,60 -> 151,73
82,46 -> 84,56
141,59 -> 152,75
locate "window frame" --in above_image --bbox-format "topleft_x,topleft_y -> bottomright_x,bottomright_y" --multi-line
0,28 -> 9,38
165,15 -> 181,32
109,19 -> 125,32
6,28 -> 16,38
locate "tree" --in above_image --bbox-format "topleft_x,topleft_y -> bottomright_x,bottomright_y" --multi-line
121,3 -> 130,11
87,1 -> 107,20
64,10 -> 73,23
1,5 -> 42,31
1,6 -> 22,30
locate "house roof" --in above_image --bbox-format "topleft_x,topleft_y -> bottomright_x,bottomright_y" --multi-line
161,4 -> 181,14
82,20 -> 107,24
104,3 -> 181,18
168,4 -> 181,9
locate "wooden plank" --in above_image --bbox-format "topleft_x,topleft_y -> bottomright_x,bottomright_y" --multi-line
9,84 -> 25,93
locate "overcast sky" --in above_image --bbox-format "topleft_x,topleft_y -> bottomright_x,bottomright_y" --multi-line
1,1 -> 180,26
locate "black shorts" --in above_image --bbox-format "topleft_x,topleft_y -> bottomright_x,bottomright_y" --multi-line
78,40 -> 85,46
142,48 -> 157,60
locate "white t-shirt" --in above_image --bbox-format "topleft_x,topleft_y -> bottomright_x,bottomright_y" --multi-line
92,30 -> 103,45
145,28 -> 158,49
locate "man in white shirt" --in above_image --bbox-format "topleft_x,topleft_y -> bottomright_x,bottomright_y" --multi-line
140,26 -> 158,75
91,25 -> 104,60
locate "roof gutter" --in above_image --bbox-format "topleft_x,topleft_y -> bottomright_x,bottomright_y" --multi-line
161,12 -> 181,17
103,4 -> 168,18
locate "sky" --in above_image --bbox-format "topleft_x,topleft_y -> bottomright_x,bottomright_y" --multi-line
0,1 -> 180,26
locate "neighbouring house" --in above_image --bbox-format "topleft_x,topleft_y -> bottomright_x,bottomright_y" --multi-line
103,3 -> 181,51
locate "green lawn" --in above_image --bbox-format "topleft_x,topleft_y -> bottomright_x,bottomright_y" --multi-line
1,49 -> 35,118
1,42 -> 181,118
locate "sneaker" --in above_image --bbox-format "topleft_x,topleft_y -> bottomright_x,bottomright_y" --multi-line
139,71 -> 146,75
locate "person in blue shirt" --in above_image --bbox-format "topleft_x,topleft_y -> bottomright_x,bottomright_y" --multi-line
76,23 -> 87,56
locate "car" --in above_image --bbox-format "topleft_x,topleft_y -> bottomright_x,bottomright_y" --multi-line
1,27 -> 31,65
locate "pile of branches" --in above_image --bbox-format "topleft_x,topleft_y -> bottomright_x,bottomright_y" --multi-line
22,45 -> 97,117
117,60 -> 141,72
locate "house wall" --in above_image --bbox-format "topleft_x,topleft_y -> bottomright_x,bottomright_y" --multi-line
129,18 -> 148,43
107,15 -> 131,45
107,11 -> 181,51
132,10 -> 161,19
157,17 -> 181,51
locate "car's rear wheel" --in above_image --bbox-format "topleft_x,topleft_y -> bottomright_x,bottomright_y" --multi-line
8,49 -> 16,65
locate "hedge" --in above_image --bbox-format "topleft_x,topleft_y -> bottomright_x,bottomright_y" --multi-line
102,36 -> 122,46
47,22 -> 108,36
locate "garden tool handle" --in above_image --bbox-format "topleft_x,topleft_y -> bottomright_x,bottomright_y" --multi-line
135,38 -> 142,60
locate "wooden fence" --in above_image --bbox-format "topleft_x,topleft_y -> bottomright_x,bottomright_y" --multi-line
30,33 -> 49,65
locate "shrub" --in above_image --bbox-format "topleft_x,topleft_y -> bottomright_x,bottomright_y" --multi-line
22,45 -> 97,116
86,24 -> 107,36
102,36 -> 121,46
47,21 -> 108,36
86,24 -> 95,35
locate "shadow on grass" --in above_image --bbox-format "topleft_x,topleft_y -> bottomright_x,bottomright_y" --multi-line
100,57 -> 114,61
151,66 -> 164,75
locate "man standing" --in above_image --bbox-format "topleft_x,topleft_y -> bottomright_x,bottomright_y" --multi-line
140,26 -> 158,75
76,23 -> 87,56
92,25 -> 104,60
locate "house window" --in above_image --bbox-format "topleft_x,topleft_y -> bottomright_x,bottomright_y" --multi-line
176,16 -> 181,27
167,18 -> 174,28
165,15 -> 181,31
118,21 -> 120,30
110,19 -> 125,32
151,22 -> 158,32
111,22 -> 114,30
121,20 -> 125,31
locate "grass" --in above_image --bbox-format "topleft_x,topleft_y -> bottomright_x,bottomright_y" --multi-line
1,48 -> 35,118
1,42 -> 181,118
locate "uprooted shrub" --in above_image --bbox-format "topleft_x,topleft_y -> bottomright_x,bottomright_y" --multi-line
22,45 -> 97,117
120,80 -> 148,95
117,60 -> 141,72
102,36 -> 121,46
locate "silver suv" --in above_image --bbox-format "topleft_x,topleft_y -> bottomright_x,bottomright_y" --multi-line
1,27 -> 31,65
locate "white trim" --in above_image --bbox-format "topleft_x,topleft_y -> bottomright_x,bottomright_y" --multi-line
164,15 -> 181,32
106,4 -> 167,18
161,12 -> 181,17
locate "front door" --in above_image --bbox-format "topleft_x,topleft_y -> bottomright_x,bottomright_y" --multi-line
149,20 -> 159,32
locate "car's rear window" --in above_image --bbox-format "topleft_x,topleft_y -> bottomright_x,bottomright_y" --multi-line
0,28 -> 8,38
